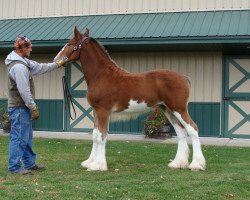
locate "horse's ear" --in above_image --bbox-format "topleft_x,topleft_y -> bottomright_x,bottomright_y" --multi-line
74,26 -> 81,38
85,28 -> 89,36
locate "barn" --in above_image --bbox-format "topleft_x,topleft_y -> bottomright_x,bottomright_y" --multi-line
1,0 -> 250,138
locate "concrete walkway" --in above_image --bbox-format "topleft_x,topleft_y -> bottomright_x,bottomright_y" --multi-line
1,130 -> 249,147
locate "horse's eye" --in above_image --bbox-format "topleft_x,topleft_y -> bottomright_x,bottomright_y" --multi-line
67,44 -> 71,47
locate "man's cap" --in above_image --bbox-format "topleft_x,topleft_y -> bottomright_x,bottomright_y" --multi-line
14,35 -> 32,50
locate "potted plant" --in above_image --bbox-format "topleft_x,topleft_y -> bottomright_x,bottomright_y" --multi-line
0,103 -> 10,133
144,107 -> 172,139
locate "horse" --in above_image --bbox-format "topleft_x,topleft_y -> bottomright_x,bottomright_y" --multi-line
54,27 -> 206,171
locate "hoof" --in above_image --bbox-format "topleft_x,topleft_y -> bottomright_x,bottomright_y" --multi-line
168,159 -> 189,169
188,158 -> 206,171
81,160 -> 92,169
86,162 -> 108,171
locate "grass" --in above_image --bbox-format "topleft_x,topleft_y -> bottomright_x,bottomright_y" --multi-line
0,135 -> 249,200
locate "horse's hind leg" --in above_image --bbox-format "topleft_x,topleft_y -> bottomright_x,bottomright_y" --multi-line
164,109 -> 189,169
173,111 -> 206,171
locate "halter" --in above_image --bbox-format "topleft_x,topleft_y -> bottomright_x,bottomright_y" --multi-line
62,36 -> 88,62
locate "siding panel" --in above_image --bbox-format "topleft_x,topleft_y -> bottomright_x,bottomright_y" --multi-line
30,54 -> 64,99
32,99 -> 63,131
110,103 -> 220,136
1,0 -> 250,19
0,55 -> 8,99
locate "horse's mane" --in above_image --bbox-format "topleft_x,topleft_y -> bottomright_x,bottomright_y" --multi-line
89,37 -> 117,66
88,37 -> 129,75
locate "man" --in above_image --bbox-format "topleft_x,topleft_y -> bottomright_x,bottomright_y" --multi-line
5,35 -> 66,175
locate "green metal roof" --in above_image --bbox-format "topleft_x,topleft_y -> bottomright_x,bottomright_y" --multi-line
0,10 -> 250,52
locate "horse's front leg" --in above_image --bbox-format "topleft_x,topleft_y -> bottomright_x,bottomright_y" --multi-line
81,110 -> 99,169
85,109 -> 109,171
81,130 -> 99,169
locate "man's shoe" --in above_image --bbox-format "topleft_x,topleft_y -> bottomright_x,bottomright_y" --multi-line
27,164 -> 45,171
9,169 -> 32,175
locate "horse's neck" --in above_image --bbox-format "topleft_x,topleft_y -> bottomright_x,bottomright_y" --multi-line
80,46 -> 113,85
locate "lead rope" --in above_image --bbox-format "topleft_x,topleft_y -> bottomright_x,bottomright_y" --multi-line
62,76 -> 76,120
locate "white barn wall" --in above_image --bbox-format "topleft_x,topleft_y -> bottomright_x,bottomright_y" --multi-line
0,0 -> 249,19
0,55 -> 8,99
31,54 -> 64,99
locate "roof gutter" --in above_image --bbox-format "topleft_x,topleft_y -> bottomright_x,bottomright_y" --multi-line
1,36 -> 250,49
100,36 -> 250,46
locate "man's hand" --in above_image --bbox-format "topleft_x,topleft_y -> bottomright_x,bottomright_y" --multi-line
55,57 -> 68,68
31,106 -> 39,120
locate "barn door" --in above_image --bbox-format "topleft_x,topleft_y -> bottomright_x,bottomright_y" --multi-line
64,62 -> 93,132
223,56 -> 250,138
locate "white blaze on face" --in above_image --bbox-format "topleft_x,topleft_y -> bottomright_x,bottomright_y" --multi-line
124,99 -> 150,113
54,44 -> 67,61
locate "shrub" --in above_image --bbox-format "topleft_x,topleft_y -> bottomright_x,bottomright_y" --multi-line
144,107 -> 171,138
0,103 -> 10,133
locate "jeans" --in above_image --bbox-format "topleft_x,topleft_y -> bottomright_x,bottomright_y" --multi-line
8,107 -> 36,172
